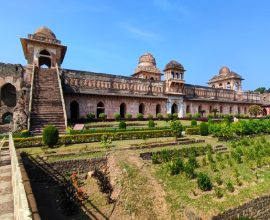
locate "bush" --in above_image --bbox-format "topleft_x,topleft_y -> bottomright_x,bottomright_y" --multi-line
152,153 -> 160,164
200,122 -> 209,136
136,113 -> 144,120
147,114 -> 153,119
193,113 -> 201,120
148,119 -> 155,128
166,113 -> 173,121
119,121 -> 127,129
42,125 -> 59,148
20,130 -> 31,138
99,113 -> 107,121
100,135 -> 113,149
191,119 -> 197,127
197,172 -> 212,191
185,127 -> 200,135
172,113 -> 178,120
215,187 -> 223,198
86,113 -> 95,121
125,113 -> 132,120
170,120 -> 183,139
114,113 -> 121,121
167,158 -> 184,175
184,162 -> 196,179
186,113 -> 192,119
215,173 -> 223,185
226,181 -> 235,192
157,113 -> 163,120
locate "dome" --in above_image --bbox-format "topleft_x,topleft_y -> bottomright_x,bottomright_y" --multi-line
33,26 -> 56,39
138,52 -> 156,67
219,66 -> 230,75
164,60 -> 184,71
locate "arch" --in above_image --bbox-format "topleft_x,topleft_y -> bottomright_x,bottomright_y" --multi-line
2,112 -> 13,124
186,105 -> 190,113
263,108 -> 267,116
234,82 -> 239,91
198,105 -> 202,113
238,106 -> 241,114
97,101 -> 105,118
171,72 -> 175,79
156,104 -> 161,116
39,49 -> 51,68
139,103 -> 145,115
171,103 -> 178,114
226,82 -> 231,89
209,105 -> 213,113
1,83 -> 16,107
120,103 -> 126,118
229,106 -> 233,114
150,77 -> 154,80
219,105 -> 223,113
219,83 -> 223,88
70,101 -> 79,119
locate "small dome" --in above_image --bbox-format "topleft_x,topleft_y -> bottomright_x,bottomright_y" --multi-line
34,26 -> 56,39
138,52 -> 156,67
164,60 -> 184,71
219,66 -> 230,75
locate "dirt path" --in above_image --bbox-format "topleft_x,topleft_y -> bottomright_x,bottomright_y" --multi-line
107,151 -> 171,220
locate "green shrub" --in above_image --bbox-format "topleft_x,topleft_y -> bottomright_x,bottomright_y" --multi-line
191,119 -> 197,127
186,113 -> 192,119
170,120 -> 183,139
226,181 -> 235,192
215,173 -> 223,185
215,187 -> 223,198
136,113 -> 144,120
167,158 -> 184,175
193,113 -> 201,120
172,113 -> 178,120
86,112 -> 95,121
100,135 -> 113,149
99,113 -> 107,121
148,119 -> 155,128
185,127 -> 200,135
184,162 -> 196,179
125,113 -> 132,120
166,113 -> 173,121
231,150 -> 242,164
147,114 -> 153,119
197,172 -> 212,191
42,125 -> 59,148
114,113 -> 121,121
151,153 -> 160,164
20,130 -> 31,138
188,156 -> 199,169
216,152 -> 223,161
119,121 -> 127,129
157,113 -> 163,120
200,122 -> 209,136
210,162 -> 218,172
202,156 -> 207,166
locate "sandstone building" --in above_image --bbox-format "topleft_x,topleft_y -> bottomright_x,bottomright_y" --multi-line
0,27 -> 266,133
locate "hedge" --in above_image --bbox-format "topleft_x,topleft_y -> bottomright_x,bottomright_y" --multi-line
14,129 -> 174,148
185,127 -> 200,135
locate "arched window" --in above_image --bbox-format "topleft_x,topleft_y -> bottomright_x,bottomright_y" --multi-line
219,83 -> 223,88
186,105 -> 190,113
175,73 -> 179,79
219,105 -> 223,113
226,82 -> 231,90
70,101 -> 79,119
229,106 -> 233,114
171,72 -> 175,79
234,82 -> 239,91
139,103 -> 145,115
2,112 -> 13,124
150,77 -> 154,80
171,103 -> 178,114
212,85 -> 215,88
263,108 -> 267,116
1,83 -> 16,107
97,102 -> 105,118
209,105 -> 213,113
120,103 -> 126,118
238,106 -> 241,114
198,105 -> 202,113
156,104 -> 161,116
39,49 -> 51,68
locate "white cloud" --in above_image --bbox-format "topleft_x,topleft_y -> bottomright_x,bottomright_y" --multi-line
121,24 -> 160,41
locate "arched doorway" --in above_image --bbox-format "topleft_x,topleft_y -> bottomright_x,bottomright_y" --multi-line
2,112 -> 13,124
156,104 -> 161,116
70,101 -> 79,119
186,105 -> 190,113
97,102 -> 105,118
219,105 -> 223,114
139,103 -> 145,115
171,103 -> 178,114
263,108 -> 267,116
39,49 -> 51,68
120,103 -> 126,118
1,83 -> 16,107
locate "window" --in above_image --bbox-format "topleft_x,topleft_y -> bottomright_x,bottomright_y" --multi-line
139,103 -> 145,115
97,102 -> 105,118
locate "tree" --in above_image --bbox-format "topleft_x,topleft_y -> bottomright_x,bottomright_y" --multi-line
254,87 -> 266,94
42,125 -> 59,148
248,105 -> 262,117
170,120 -> 183,140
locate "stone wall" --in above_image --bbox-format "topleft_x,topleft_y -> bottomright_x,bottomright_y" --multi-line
49,157 -> 107,174
212,195 -> 270,220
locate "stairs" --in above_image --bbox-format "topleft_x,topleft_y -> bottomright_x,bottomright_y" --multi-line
30,68 -> 66,134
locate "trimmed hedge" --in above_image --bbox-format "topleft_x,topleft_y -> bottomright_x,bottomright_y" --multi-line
14,129 -> 174,148
185,127 -> 200,135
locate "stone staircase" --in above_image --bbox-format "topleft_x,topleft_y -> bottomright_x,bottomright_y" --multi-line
213,144 -> 229,153
30,68 -> 66,134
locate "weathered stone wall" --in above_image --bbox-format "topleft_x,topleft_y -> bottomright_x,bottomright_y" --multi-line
64,93 -> 167,119
0,63 -> 25,123
212,195 -> 270,220
49,157 -> 107,174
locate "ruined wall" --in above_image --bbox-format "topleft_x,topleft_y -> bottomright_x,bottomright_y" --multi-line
0,63 -> 25,124
212,195 -> 270,220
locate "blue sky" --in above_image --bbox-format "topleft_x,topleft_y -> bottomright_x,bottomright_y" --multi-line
1,0 -> 270,90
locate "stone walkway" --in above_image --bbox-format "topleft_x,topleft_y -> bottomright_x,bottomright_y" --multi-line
0,145 -> 14,220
